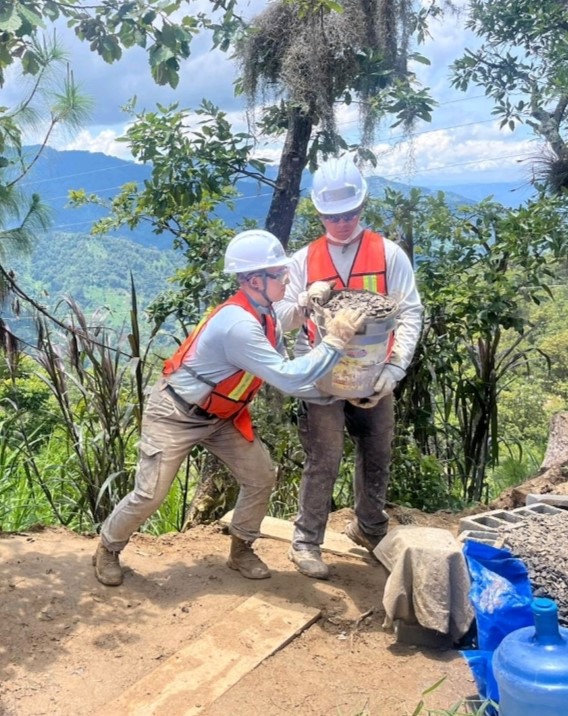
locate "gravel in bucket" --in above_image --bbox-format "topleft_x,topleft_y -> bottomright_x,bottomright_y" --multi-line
321,289 -> 398,320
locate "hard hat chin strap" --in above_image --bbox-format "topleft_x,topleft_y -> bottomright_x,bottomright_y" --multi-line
244,275 -> 273,308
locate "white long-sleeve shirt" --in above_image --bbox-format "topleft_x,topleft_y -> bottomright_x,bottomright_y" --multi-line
166,303 -> 343,405
274,229 -> 423,399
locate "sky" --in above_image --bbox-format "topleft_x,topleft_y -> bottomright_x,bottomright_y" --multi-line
4,0 -> 540,189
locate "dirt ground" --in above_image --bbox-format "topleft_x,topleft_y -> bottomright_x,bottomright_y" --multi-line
0,506 -> 480,716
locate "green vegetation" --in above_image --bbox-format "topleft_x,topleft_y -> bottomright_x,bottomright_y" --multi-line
2,191 -> 567,534
452,0 -> 568,193
10,231 -> 182,332
0,1 -> 242,90
2,2 -> 567,711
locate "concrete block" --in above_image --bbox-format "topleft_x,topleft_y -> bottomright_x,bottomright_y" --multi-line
526,493 -> 568,509
458,502 -> 564,534
457,529 -> 501,546
394,620 -> 454,649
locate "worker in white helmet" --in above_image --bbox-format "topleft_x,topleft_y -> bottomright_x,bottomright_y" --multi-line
274,156 -> 423,579
92,229 -> 365,587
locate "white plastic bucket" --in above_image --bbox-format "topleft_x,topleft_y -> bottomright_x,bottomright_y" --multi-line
313,311 -> 397,399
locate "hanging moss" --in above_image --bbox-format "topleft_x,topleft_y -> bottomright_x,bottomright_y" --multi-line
531,148 -> 568,194
236,0 -> 415,142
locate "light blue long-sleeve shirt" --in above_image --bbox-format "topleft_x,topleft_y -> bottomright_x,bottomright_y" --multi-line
166,303 -> 342,405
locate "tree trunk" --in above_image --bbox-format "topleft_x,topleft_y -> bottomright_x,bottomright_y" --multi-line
540,411 -> 568,471
264,107 -> 313,249
182,452 -> 238,530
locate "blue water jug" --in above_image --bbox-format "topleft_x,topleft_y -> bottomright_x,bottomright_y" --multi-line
493,597 -> 568,715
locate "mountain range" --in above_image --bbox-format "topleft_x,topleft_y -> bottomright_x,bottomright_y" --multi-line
20,147 -> 536,248
4,147 -> 536,330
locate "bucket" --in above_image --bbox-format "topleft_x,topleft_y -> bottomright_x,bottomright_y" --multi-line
312,290 -> 397,399
493,597 -> 568,716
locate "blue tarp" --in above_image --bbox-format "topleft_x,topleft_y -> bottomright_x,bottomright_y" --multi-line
461,540 -> 534,705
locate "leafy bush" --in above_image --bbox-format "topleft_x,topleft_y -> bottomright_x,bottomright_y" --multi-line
389,429 -> 452,512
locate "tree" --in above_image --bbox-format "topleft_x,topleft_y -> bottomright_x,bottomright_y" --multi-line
0,0 -> 244,351
1,37 -> 90,246
382,190 -> 568,502
235,0 -> 438,244
0,33 -> 91,365
68,99 -> 270,322
451,0 -> 568,193
0,0 -> 241,89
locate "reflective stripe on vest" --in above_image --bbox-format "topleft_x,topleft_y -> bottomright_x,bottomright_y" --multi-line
305,230 -> 389,345
162,290 -> 277,441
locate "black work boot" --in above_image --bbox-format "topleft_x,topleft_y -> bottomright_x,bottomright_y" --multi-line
92,542 -> 123,586
344,520 -> 386,555
227,536 -> 271,579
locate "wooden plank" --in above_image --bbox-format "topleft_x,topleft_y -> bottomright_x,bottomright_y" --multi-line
219,510 -> 373,562
99,596 -> 320,716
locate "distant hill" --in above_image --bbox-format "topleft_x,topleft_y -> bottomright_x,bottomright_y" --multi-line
19,147 -> 534,249
4,150 -> 538,341
8,232 -> 182,335
426,181 -> 535,208
20,146 -> 156,246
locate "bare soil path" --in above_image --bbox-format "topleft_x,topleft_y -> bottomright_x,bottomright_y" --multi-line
0,509 -> 475,716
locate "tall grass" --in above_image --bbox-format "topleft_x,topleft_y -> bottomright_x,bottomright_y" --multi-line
487,446 -> 544,501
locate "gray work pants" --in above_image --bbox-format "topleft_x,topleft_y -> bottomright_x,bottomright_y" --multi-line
292,395 -> 395,550
101,378 -> 276,552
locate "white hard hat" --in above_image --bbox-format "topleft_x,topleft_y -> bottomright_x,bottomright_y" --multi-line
223,229 -> 292,274
311,156 -> 367,214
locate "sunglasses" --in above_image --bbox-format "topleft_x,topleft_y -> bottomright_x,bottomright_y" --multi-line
263,267 -> 289,282
320,208 -> 361,223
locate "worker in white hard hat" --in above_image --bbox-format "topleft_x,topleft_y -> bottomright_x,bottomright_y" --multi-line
93,229 -> 365,587
274,156 -> 423,579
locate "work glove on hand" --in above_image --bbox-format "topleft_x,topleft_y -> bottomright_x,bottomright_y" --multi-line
373,364 -> 406,400
322,307 -> 366,352
298,280 -> 335,308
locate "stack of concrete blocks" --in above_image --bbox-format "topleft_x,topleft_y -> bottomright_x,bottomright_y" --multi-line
457,502 -> 565,545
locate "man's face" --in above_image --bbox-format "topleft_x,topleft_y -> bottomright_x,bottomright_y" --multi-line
248,266 -> 290,303
319,208 -> 362,242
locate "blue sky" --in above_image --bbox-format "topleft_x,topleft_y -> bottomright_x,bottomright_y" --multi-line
5,0 -> 540,188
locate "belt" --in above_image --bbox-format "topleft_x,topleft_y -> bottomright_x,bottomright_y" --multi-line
164,384 -> 216,420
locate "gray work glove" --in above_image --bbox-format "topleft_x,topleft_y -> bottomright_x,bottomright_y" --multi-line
373,364 -> 406,400
322,307 -> 366,352
298,280 -> 335,308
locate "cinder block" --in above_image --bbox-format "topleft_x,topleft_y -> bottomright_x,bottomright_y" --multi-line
526,493 -> 568,509
457,529 -> 501,546
458,502 -> 564,534
394,620 -> 454,649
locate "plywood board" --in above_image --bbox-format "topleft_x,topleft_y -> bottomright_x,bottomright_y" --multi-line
99,595 -> 320,716
219,510 -> 372,562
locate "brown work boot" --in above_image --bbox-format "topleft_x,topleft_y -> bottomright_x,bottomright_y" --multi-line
227,536 -> 271,579
344,520 -> 386,555
288,546 -> 330,580
92,542 -> 123,586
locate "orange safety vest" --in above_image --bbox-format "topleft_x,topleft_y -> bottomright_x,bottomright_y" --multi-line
305,230 -> 389,345
163,290 -> 277,442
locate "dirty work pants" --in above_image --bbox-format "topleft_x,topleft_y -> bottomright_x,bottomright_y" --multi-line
292,394 -> 395,550
101,379 -> 276,552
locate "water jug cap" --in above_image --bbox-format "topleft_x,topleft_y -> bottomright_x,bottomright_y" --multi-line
532,597 -> 563,646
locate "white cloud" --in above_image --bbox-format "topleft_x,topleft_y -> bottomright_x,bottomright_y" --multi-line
369,128 -> 538,184
4,0 -> 541,187
56,129 -> 134,160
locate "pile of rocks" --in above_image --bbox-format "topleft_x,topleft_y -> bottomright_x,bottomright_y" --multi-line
323,289 -> 398,320
500,511 -> 568,625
